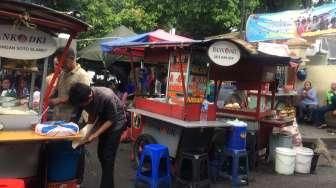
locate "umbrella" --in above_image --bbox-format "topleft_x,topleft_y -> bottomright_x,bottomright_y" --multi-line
78,25 -> 136,62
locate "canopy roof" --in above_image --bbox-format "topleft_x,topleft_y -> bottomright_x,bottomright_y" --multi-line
101,29 -> 194,52
101,30 -> 291,66
78,25 -> 136,61
0,0 -> 90,36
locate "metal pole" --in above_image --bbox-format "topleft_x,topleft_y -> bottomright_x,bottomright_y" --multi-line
42,33 -> 74,122
29,72 -> 36,109
39,58 -> 49,114
166,51 -> 172,102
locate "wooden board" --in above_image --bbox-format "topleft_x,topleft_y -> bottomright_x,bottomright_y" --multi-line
0,130 -> 82,143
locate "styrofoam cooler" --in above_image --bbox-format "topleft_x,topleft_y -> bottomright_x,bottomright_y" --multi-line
295,147 -> 314,174
226,119 -> 247,150
0,114 -> 39,130
0,143 -> 41,178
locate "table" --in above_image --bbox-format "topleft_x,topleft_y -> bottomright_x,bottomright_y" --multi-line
0,130 -> 82,143
128,108 -> 231,158
128,108 -> 231,128
0,130 -> 83,188
260,118 -> 294,128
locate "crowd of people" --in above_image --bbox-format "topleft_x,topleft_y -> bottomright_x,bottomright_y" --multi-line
0,76 -> 30,98
0,72 -> 41,109
296,14 -> 336,35
297,80 -> 336,129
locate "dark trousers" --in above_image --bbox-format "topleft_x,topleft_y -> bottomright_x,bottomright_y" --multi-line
313,105 -> 335,126
98,128 -> 123,188
297,103 -> 317,122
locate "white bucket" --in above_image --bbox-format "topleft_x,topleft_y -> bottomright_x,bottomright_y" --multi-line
275,147 -> 296,175
295,147 -> 314,174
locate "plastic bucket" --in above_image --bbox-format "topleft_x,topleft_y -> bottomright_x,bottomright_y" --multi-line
295,147 -> 314,174
278,134 -> 293,148
269,133 -> 293,161
47,141 -> 81,182
227,120 -> 247,150
275,147 -> 296,175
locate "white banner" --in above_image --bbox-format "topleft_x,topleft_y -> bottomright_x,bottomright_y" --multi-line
258,42 -> 290,57
0,25 -> 56,60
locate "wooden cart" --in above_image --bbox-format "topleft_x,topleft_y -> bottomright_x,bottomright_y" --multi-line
101,35 -> 294,167
0,1 -> 90,187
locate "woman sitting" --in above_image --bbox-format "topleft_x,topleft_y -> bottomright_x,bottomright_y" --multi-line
297,81 -> 318,123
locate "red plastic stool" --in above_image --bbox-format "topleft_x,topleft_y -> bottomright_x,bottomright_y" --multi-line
0,179 -> 25,188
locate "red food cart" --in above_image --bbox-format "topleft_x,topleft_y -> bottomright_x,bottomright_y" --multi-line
101,35 -> 293,167
0,1 -> 90,187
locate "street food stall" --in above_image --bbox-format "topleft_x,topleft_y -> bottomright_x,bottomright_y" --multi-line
0,1 -> 89,187
101,31 -> 293,168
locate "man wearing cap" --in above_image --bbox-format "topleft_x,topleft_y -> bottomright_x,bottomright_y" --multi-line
49,47 -> 91,121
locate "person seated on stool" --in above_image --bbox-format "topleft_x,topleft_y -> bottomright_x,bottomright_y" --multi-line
297,81 -> 318,123
313,82 -> 336,128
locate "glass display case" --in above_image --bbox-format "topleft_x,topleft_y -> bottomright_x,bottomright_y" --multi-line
0,58 -> 40,130
217,81 -> 272,117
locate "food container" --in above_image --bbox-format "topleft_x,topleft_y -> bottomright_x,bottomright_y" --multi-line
0,111 -> 38,130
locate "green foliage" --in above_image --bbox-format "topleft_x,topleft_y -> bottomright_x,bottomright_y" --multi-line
28,0 -> 262,45
133,0 -> 262,39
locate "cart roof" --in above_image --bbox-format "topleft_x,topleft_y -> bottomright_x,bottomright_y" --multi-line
101,29 -> 195,52
0,0 -> 90,36
101,33 -> 291,65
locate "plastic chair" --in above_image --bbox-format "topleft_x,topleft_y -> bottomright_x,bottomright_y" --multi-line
223,149 -> 249,186
135,144 -> 171,188
0,179 -> 25,188
176,151 -> 210,188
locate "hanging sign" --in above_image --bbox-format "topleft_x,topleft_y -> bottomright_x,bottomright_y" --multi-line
208,41 -> 240,66
0,25 -> 57,60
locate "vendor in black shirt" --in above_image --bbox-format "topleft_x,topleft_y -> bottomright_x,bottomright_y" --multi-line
69,83 -> 126,188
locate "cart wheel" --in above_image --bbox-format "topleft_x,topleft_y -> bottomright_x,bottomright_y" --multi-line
133,134 -> 157,168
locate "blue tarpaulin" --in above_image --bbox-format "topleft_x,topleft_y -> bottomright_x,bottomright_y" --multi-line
101,29 -> 194,52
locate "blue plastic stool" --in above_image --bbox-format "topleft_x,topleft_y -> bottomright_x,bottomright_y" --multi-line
223,149 -> 249,186
135,144 -> 171,188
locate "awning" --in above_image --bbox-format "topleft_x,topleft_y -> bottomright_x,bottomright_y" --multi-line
0,0 -> 90,36
78,25 -> 136,62
101,29 -> 195,54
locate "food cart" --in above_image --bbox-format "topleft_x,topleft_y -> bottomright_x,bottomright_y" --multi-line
0,1 -> 89,187
101,33 -> 293,167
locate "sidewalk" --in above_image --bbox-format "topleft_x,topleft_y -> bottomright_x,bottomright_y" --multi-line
81,124 -> 336,188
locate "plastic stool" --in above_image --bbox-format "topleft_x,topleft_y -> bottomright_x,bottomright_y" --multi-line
0,179 -> 25,188
223,149 -> 249,186
176,151 -> 210,188
135,144 -> 171,188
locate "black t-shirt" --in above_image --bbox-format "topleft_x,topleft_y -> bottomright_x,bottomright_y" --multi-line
84,87 -> 126,131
